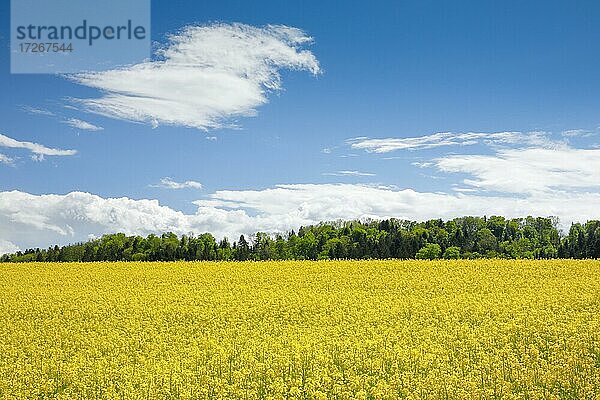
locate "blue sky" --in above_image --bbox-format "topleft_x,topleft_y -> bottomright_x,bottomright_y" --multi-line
1,0 -> 600,252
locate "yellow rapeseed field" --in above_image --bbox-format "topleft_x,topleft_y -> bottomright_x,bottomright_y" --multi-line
1,260 -> 599,399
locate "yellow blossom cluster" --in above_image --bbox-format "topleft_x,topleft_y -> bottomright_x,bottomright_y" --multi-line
0,260 -> 599,399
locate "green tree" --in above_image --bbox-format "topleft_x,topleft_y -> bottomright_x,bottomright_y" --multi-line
416,243 -> 442,260
234,235 -> 250,261
443,246 -> 461,259
475,228 -> 497,253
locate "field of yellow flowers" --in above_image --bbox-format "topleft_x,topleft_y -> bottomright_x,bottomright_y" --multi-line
1,260 -> 599,399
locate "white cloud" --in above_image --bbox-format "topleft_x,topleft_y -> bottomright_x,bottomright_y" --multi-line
195,184 -> 600,231
0,153 -> 14,165
3,122 -> 598,251
358,129 -> 600,196
20,106 -> 103,132
0,133 -> 77,158
432,145 -> 600,194
21,106 -> 55,116
151,177 -> 203,190
322,170 -> 375,177
452,187 -> 478,193
62,118 -> 104,131
561,129 -> 594,138
205,136 -> 217,141
348,131 -> 550,153
0,239 -> 20,255
0,191 -> 195,250
68,23 -> 320,130
2,184 -> 599,251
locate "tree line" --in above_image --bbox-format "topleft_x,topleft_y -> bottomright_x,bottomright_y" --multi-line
2,216 -> 600,263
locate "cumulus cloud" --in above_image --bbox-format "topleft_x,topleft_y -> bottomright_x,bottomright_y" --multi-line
62,118 -> 104,131
150,177 -> 203,190
197,184 -> 600,230
348,131 -> 551,153
0,191 -> 194,251
322,170 -> 375,177
3,127 -> 598,252
2,184 -> 599,251
68,23 -> 320,130
0,133 -> 77,158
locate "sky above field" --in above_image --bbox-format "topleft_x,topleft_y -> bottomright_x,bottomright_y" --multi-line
1,0 -> 600,253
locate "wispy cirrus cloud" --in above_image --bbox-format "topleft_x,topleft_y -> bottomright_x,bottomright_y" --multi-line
68,23 -> 321,130
322,170 -> 375,177
561,129 -> 595,138
21,105 -> 104,132
20,105 -> 56,117
61,118 -> 104,131
150,177 -> 203,190
0,133 -> 77,160
432,145 -> 600,194
344,128 -> 600,212
347,131 -> 552,153
360,130 -> 600,195
0,153 -> 14,165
